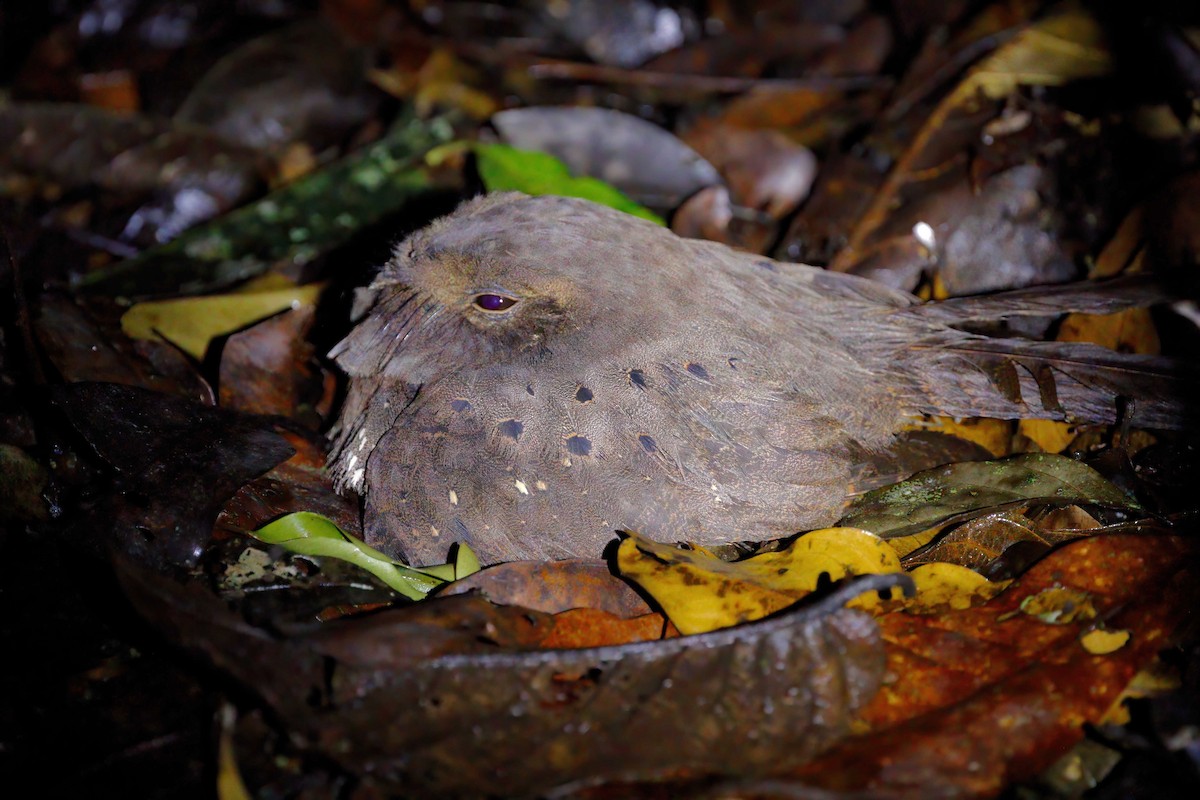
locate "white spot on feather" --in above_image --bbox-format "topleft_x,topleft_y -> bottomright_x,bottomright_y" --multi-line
913,221 -> 936,251
515,480 -> 530,495
449,489 -> 459,505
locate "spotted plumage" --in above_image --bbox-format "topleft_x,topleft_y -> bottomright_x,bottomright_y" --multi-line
331,192 -> 1190,565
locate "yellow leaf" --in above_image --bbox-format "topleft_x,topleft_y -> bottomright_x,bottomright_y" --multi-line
1018,586 -> 1097,625
930,273 -> 950,301
121,282 -> 324,359
415,49 -> 497,119
1090,208 -> 1145,279
883,526 -> 941,559
1081,628 -> 1131,655
905,416 -> 1013,456
216,703 -> 251,800
616,534 -> 796,635
1099,659 -> 1180,725
956,12 -> 1111,105
1018,418 -> 1078,453
617,528 -> 901,634
1132,105 -> 1200,140
903,563 -> 1005,612
784,528 -> 904,611
1057,308 -> 1160,355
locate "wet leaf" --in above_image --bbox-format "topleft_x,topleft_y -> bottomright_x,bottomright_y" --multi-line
121,281 -> 324,360
214,472 -> 341,538
962,12 -> 1110,102
540,0 -> 697,68
251,512 -> 472,600
372,48 -> 498,120
0,103 -> 261,198
300,594 -> 555,666
468,142 -> 665,224
1058,307 -> 1161,355
681,123 -> 817,217
216,704 -> 252,800
118,562 -> 899,798
616,533 -> 797,635
34,293 -> 213,400
50,381 -> 294,568
840,453 -> 1139,541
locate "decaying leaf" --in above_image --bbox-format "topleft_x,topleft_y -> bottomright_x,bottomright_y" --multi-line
0,103 -> 264,225
900,507 -> 1088,568
33,293 -> 212,400
77,110 -> 453,297
830,10 -> 1114,292
1018,585 -> 1097,625
1017,417 -> 1080,453
0,443 -> 48,522
173,20 -> 378,155
787,534 -> 1198,795
50,381 -> 295,567
217,305 -> 324,418
371,48 -> 499,119
616,533 -> 798,634
535,608 -> 672,649
118,560 -> 902,798
839,453 -> 1139,542
441,558 -> 652,617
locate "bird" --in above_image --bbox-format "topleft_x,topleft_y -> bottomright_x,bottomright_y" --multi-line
329,192 -> 1193,566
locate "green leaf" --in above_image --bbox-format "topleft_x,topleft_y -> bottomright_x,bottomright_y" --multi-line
840,453 -> 1140,540
251,512 -> 450,600
79,110 -> 456,298
470,142 -> 665,224
454,542 -> 481,580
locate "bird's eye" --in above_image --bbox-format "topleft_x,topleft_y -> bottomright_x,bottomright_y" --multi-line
473,293 -> 518,312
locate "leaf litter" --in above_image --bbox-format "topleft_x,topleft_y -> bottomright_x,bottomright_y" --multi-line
5,2 -> 1200,798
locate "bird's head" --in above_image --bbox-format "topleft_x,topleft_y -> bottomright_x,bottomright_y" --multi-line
332,192 -> 686,383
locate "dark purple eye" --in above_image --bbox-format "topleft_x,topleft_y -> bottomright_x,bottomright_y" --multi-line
473,293 -> 518,312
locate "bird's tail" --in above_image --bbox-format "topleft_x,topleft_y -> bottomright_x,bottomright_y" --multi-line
891,275 -> 1199,429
